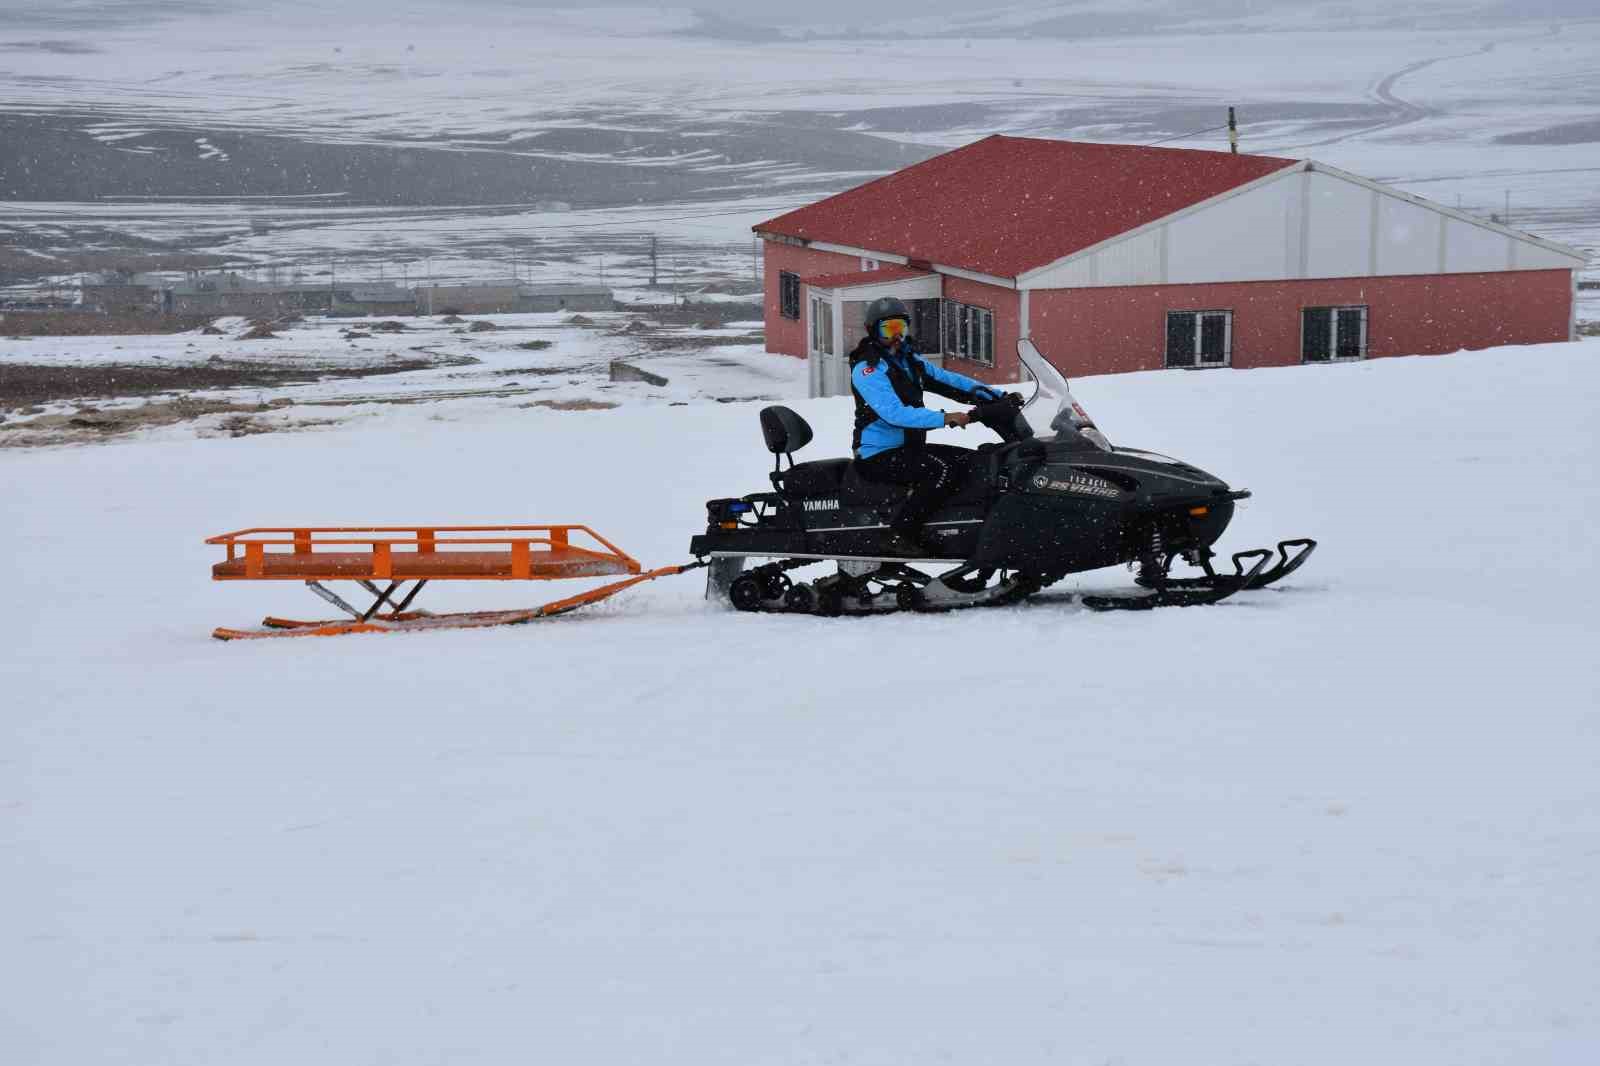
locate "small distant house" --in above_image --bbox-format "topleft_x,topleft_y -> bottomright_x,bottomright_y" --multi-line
162,274 -> 413,316
523,284 -> 613,312
755,135 -> 1588,395
163,273 -> 283,316
416,281 -> 612,314
80,271 -> 162,313
329,284 -> 418,316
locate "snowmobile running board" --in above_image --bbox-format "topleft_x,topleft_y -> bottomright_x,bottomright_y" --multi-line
205,525 -> 699,640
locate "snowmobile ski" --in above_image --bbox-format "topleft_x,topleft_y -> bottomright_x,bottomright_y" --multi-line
1135,538 -> 1318,592
1081,549 -> 1273,612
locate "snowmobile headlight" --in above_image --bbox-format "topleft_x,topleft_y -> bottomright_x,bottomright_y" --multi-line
719,521 -> 739,530
1189,506 -> 1210,517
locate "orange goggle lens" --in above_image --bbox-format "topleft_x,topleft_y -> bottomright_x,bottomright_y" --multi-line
876,317 -> 909,342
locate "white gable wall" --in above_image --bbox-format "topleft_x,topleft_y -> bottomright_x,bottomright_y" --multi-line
1020,163 -> 1585,291
1303,173 -> 1373,279
1165,171 -> 1299,284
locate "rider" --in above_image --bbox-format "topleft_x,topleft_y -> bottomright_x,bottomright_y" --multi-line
849,296 -> 1004,557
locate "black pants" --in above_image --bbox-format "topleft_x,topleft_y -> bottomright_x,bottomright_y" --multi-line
856,444 -> 972,536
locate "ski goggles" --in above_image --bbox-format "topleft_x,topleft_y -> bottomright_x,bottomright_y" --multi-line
875,316 -> 910,343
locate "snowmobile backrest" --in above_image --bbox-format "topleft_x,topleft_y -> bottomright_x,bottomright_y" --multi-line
759,406 -> 813,456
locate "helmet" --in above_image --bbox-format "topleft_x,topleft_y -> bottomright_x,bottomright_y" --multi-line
862,296 -> 910,336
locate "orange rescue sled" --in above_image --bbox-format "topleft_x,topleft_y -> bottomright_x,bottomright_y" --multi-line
206,525 -> 695,640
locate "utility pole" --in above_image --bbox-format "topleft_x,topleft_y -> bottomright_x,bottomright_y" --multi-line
649,235 -> 658,288
1227,106 -> 1238,154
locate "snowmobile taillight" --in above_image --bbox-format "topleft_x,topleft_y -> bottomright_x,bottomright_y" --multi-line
707,498 -> 754,528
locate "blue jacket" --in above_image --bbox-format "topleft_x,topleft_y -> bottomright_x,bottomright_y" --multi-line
850,343 -> 1000,458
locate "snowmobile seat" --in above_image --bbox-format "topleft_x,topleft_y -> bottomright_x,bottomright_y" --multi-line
838,464 -> 908,508
775,458 -> 851,498
838,452 -> 996,509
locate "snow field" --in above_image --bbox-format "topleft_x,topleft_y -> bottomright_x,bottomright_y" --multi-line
3,340 -> 1598,1063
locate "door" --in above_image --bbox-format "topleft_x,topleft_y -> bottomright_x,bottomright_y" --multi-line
807,293 -> 839,396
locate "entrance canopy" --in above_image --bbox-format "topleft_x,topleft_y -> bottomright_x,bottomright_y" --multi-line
801,268 -> 940,396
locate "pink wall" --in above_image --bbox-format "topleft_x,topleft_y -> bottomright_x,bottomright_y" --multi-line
761,241 -> 862,358
940,275 -> 1020,385
760,241 -> 1023,387
1028,270 -> 1574,377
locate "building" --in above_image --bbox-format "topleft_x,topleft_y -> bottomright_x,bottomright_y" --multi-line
755,135 -> 1588,394
330,285 -> 421,316
162,273 -> 414,316
522,284 -> 614,313
79,271 -> 162,313
416,282 -> 613,315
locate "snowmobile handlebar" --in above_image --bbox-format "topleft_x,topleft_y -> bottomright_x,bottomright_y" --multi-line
966,392 -> 1032,444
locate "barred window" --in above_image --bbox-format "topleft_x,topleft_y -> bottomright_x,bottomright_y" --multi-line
910,298 -> 943,352
779,271 -> 800,320
1302,306 -> 1367,362
942,300 -> 994,367
1165,310 -> 1232,368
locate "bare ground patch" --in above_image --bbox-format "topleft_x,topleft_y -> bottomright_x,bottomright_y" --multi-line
0,356 -> 471,410
1,311 -> 214,337
520,398 -> 619,411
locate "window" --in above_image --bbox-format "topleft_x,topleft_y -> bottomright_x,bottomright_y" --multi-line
942,299 -> 994,366
1302,306 -> 1367,362
1165,310 -> 1232,368
809,294 -> 833,356
910,298 -> 942,352
779,271 -> 800,320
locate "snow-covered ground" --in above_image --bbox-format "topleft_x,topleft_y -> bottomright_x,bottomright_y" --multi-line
0,312 -> 792,443
5,336 -> 1598,1063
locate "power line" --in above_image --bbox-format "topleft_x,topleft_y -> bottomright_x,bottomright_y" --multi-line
196,201 -> 821,240
1143,123 -> 1231,148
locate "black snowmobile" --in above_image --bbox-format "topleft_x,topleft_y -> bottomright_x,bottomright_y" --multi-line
689,339 -> 1315,614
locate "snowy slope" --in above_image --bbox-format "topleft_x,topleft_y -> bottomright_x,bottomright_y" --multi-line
3,340 -> 1599,1063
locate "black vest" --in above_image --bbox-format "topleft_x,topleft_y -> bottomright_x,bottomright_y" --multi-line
848,337 -> 974,454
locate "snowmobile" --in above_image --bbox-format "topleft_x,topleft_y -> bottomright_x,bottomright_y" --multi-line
688,339 -> 1315,614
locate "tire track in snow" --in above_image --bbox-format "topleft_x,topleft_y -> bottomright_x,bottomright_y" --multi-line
1262,24 -> 1561,154
1263,42 -> 1495,153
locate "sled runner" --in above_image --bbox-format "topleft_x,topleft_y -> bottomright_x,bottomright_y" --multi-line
206,524 -> 695,640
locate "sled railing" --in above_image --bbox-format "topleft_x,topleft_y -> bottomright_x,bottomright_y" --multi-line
208,524 -> 641,582
205,524 -> 696,640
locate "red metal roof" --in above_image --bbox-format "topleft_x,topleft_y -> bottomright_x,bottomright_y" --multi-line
802,265 -> 932,289
757,135 -> 1299,280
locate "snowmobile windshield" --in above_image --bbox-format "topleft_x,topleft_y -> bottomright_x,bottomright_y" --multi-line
1017,338 -> 1070,436
1016,339 -> 1112,450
